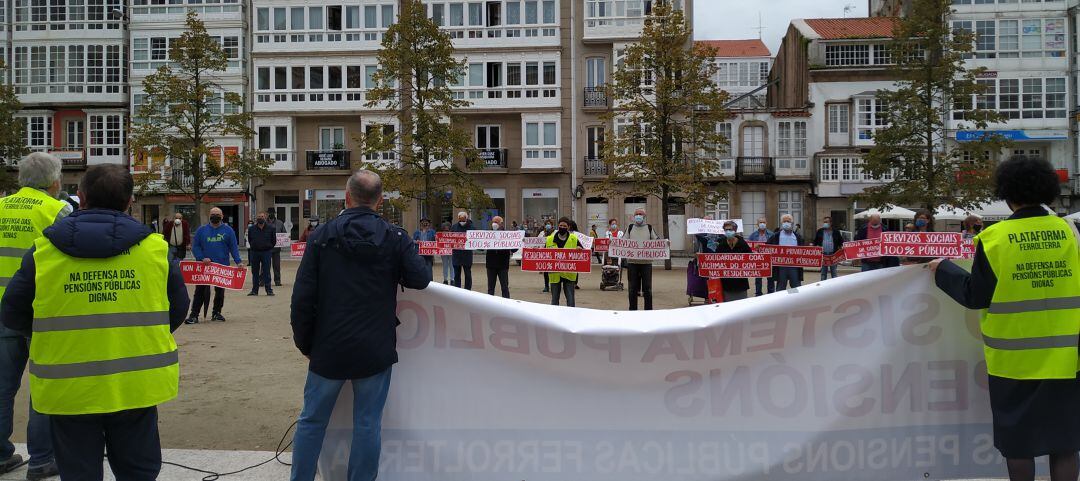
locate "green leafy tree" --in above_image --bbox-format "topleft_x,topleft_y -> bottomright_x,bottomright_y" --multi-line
129,11 -> 271,226
358,0 -> 489,220
856,0 -> 1009,212
598,1 -> 729,267
0,62 -> 27,193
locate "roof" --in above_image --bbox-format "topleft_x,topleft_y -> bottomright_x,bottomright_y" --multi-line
801,17 -> 898,40
695,39 -> 771,58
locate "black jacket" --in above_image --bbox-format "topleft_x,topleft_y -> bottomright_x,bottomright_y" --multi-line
767,230 -> 805,280
291,207 -> 431,380
1,209 -> 191,334
451,220 -> 474,266
247,223 -> 277,252
812,228 -> 845,255
717,235 -> 752,292
484,231 -> 516,270
855,225 -> 900,267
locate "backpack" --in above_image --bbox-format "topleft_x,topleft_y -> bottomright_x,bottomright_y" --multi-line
626,223 -> 654,238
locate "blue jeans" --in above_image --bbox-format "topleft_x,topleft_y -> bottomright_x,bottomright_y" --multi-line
440,256 -> 454,283
774,267 -> 802,291
820,263 -> 838,281
754,277 -> 774,296
291,368 -> 392,481
249,250 -> 272,293
0,336 -> 52,467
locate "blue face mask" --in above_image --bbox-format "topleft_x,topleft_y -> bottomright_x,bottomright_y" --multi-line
915,219 -> 928,228
823,223 -> 830,229
782,222 -> 793,231
724,230 -> 736,237
634,215 -> 645,224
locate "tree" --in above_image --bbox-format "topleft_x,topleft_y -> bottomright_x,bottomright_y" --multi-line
597,1 -> 729,268
129,11 -> 271,226
358,0 -> 489,221
0,63 -> 26,194
856,0 -> 1009,212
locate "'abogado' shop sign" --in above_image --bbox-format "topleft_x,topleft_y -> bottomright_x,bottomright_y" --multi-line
306,150 -> 350,170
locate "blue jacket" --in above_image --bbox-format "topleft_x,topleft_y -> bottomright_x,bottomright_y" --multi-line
291,207 -> 431,380
412,228 -> 436,242
0,209 -> 191,334
192,223 -> 242,265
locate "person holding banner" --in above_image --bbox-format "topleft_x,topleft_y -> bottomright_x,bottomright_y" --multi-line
438,221 -> 455,285
812,216 -> 844,281
767,214 -> 804,290
485,216 -> 515,299
930,156 -> 1080,481
412,219 -> 436,275
716,221 -> 753,301
625,208 -> 659,310
547,217 -> 580,307
187,207 -> 243,324
451,212 -> 474,290
268,211 -> 287,287
246,212 -> 276,297
747,217 -> 774,296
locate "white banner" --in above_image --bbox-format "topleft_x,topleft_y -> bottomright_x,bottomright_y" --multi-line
608,237 -> 671,260
687,218 -> 745,235
464,230 -> 525,250
574,232 -> 594,250
275,233 -> 290,248
320,265 -> 999,481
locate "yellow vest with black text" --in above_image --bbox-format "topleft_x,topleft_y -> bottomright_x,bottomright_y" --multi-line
546,233 -> 580,284
0,187 -> 65,297
977,215 -> 1080,380
29,234 -> 177,415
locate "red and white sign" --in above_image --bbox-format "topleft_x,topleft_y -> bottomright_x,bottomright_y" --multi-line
697,253 -> 772,278
608,238 -> 670,260
520,248 -> 593,273
435,231 -> 468,250
290,242 -> 306,257
842,239 -> 882,260
961,238 -> 975,259
823,250 -> 846,267
275,233 -> 291,248
592,238 -> 610,253
464,230 -> 524,250
754,245 -> 824,268
880,232 -> 965,258
179,261 -> 248,291
418,241 -> 454,256
747,241 -> 765,252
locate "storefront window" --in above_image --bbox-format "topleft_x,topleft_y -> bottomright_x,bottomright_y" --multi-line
522,188 -> 559,232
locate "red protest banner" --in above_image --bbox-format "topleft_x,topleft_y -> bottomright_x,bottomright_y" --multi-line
290,242 -> 306,257
880,232 -> 964,258
697,253 -> 772,278
961,238 -> 975,259
823,250 -> 846,267
520,248 -> 593,273
435,231 -> 467,250
754,245 -> 823,268
418,241 -> 454,256
842,239 -> 881,260
179,261 -> 248,290
593,238 -> 610,253
747,241 -> 765,252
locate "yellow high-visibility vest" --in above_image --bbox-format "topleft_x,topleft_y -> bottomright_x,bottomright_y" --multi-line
546,233 -> 580,284
29,234 -> 178,415
977,214 -> 1080,380
0,187 -> 65,298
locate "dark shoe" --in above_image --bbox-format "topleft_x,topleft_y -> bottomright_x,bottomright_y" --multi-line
247,291 -> 258,296
542,288 -> 549,293
0,454 -> 23,474
211,313 -> 226,322
184,316 -> 199,325
26,461 -> 58,480
266,291 -> 275,297
275,282 -> 283,287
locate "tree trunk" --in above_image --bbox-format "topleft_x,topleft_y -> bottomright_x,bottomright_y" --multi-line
661,189 -> 671,271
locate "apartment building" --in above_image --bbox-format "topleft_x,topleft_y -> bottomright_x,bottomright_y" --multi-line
6,0 -> 128,194
127,2 -> 249,233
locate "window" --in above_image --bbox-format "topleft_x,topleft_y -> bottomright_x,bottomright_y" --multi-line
275,126 -> 288,149
87,114 -> 123,157
365,65 -> 378,88
431,3 -> 444,25
824,44 -> 869,66
820,157 -> 839,182
525,62 -> 538,85
319,127 -> 344,149
586,125 -> 603,159
364,124 -> 396,161
777,121 -> 806,159
468,2 -> 481,25
273,7 -> 285,30
257,7 -> 269,30
523,120 -> 558,163
66,120 -> 84,149
381,4 -> 393,27
740,191 -> 765,234
828,104 -> 849,134
778,191 -> 803,227
856,97 -> 888,141
476,125 -> 500,149
24,115 -> 51,149
704,198 -> 730,223
975,20 -> 995,58
586,57 -> 606,88
999,78 -> 1019,119
1045,77 -> 1066,118
542,61 -> 556,85
449,3 -> 463,26
1022,78 -> 1043,119
507,63 -> 521,86
716,122 -> 732,157
290,7 -> 303,30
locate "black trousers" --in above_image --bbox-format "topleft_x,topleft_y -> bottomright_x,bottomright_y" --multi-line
487,267 -> 510,298
550,280 -> 576,307
453,265 -> 472,290
190,285 -> 225,317
271,248 -> 282,284
627,264 -> 653,310
50,407 -> 161,481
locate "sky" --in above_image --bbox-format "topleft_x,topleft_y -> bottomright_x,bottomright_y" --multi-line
693,0 -> 869,55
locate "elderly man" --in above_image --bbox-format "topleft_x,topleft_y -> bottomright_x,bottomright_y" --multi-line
813,216 -> 844,281
855,213 -> 898,272
290,170 -> 430,481
0,153 -> 70,479
767,214 -> 804,290
246,212 -> 276,297
162,212 -> 190,261
485,216 -> 515,298
747,216 -> 774,296
188,207 -> 243,324
624,207 -> 661,310
450,211 -> 474,290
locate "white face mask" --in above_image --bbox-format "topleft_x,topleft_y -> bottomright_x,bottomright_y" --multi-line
491,223 -> 500,230
758,223 -> 767,230
459,221 -> 467,226
174,219 -> 182,225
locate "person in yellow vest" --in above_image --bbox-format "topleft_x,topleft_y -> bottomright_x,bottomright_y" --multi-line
930,155 -> 1080,481
0,152 -> 71,479
546,217 -> 581,307
0,164 -> 190,481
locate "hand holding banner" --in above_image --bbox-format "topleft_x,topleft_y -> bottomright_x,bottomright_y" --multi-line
290,242 -> 306,257
609,238 -> 670,260
464,230 -> 525,250
880,232 -> 964,258
520,248 -> 593,273
754,244 -> 823,268
697,253 -> 772,278
179,261 -> 248,290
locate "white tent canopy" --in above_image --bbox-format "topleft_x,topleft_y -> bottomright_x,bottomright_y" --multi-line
1066,212 -> 1080,223
854,205 -> 917,221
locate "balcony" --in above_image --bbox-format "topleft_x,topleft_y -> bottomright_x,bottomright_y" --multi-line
476,148 -> 508,168
584,157 -> 608,177
584,87 -> 607,108
169,169 -> 195,189
735,157 -> 774,182
306,150 -> 351,171
443,25 -> 560,49
50,150 -> 87,169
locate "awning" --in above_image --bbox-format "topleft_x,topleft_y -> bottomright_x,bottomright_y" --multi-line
1065,212 -> 1080,223
854,205 -> 917,221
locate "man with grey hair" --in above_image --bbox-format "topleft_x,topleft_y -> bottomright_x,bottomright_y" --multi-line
290,169 -> 430,481
0,152 -> 68,478
767,213 -> 805,290
450,210 -> 475,290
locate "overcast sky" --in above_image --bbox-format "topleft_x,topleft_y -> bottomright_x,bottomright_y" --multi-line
693,0 -> 868,55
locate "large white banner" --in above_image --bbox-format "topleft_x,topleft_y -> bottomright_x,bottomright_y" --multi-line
687,218 -> 745,235
320,266 -> 1002,481
464,230 -> 525,250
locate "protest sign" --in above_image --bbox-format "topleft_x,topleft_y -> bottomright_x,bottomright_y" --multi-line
592,238 -> 610,253
290,242 -> 306,257
520,248 -> 593,273
464,230 -> 525,250
573,232 -> 594,250
179,261 -> 247,290
961,238 -> 975,259
687,218 -> 744,235
754,244 -> 823,268
823,250 -> 846,267
880,232 -> 964,258
842,239 -> 881,260
608,238 -> 670,260
522,236 -> 547,249
418,241 -> 453,257
696,253 -> 771,278
746,240 -> 765,252
320,266 -> 1000,481
275,233 -> 290,248
436,231 -> 468,250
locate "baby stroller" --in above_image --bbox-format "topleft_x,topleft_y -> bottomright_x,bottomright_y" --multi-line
600,255 -> 624,291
